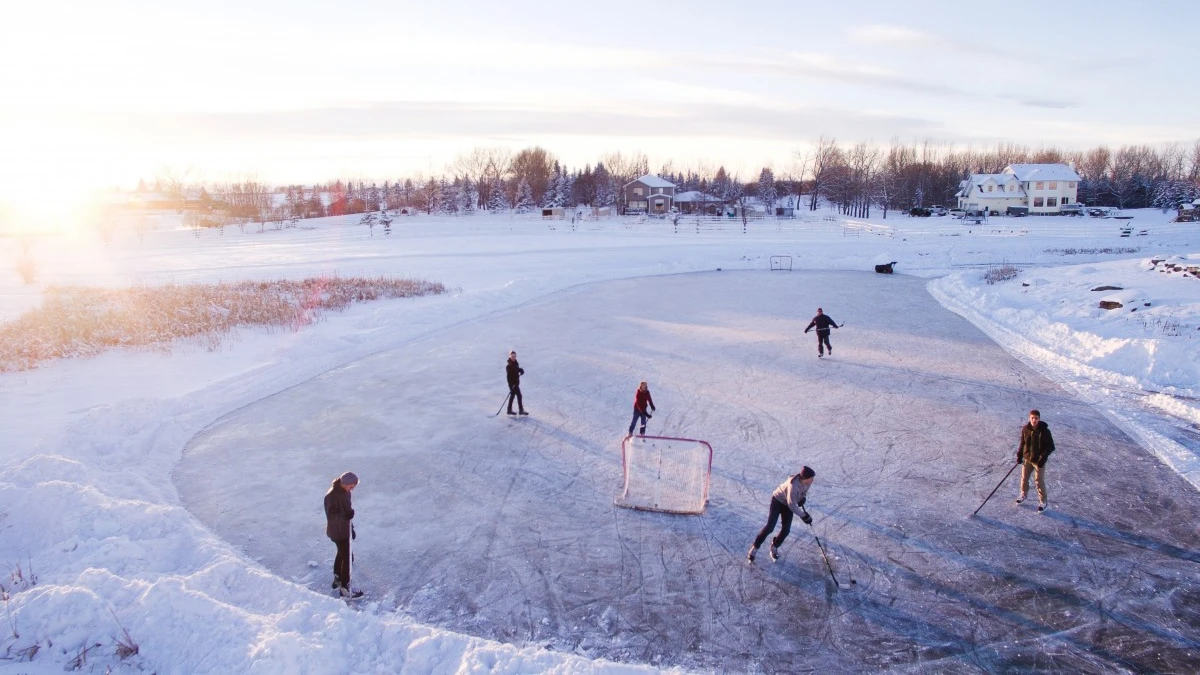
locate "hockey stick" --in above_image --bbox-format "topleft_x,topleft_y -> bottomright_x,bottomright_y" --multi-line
491,391 -> 511,417
971,461 -> 1020,517
804,509 -> 854,588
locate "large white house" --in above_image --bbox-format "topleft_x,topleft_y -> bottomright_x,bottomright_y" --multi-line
957,163 -> 1082,215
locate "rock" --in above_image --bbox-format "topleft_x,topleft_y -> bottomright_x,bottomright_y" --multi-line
1099,300 -> 1124,310
1091,285 -> 1123,291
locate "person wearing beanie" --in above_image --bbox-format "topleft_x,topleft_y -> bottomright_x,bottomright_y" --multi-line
324,471 -> 362,597
803,307 -> 840,358
627,381 -> 656,437
748,466 -> 816,563
1016,409 -> 1055,513
505,350 -> 527,416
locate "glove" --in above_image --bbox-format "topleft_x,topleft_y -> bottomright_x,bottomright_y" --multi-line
798,497 -> 806,507
650,405 -> 656,412
351,526 -> 356,540
1016,454 -> 1022,466
518,368 -> 525,376
645,413 -> 652,419
800,511 -> 813,525
347,509 -> 355,520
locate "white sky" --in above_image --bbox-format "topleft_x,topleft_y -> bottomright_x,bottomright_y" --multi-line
2,0 -> 1198,196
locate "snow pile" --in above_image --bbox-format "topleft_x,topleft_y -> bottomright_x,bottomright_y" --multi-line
928,253 -> 1200,489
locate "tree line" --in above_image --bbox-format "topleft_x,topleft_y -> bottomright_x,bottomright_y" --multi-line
150,138 -> 1200,228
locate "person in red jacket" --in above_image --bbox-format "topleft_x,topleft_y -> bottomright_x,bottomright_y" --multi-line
627,381 -> 656,436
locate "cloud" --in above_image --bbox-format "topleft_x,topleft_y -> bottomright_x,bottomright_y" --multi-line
1006,97 -> 1080,110
695,52 -> 971,98
849,23 -> 1010,60
96,101 -> 942,144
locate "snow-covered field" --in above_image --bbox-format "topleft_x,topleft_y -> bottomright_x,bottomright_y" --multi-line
1,210 -> 1198,673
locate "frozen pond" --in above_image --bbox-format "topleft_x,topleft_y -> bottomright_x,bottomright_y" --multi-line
178,270 -> 1200,673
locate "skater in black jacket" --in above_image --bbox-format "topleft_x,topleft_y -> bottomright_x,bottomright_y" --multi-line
804,307 -> 840,357
324,471 -> 362,598
506,350 -> 527,415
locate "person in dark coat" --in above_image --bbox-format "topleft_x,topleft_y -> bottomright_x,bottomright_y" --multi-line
324,471 -> 361,596
506,350 -> 527,415
749,466 -> 815,562
627,381 -> 656,436
1016,409 -> 1055,512
804,307 -> 840,357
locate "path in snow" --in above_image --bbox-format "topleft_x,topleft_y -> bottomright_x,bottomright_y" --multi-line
177,270 -> 1200,673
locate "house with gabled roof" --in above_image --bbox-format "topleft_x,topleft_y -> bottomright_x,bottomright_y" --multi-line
674,190 -> 722,215
623,174 -> 675,215
957,163 -> 1082,215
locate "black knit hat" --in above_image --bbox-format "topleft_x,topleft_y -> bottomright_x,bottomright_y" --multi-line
799,466 -> 815,480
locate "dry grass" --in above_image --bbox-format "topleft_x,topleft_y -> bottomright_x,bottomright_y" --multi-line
983,265 -> 1020,285
1043,247 -> 1140,255
0,276 -> 446,372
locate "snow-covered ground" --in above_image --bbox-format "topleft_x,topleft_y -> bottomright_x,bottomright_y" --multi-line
1,209 -> 1198,673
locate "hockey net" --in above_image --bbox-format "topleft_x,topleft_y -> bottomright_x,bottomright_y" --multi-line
615,435 -> 712,515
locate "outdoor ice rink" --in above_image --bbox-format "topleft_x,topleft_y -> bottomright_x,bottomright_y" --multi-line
179,269 -> 1200,673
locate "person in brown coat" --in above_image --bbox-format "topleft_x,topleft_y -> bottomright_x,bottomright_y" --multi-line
1016,409 -> 1055,513
324,471 -> 362,597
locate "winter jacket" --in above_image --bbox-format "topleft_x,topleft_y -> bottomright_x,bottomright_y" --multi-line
771,474 -> 811,516
805,314 -> 838,333
506,358 -> 524,387
324,480 -> 354,541
1019,421 -> 1055,466
634,388 -> 655,413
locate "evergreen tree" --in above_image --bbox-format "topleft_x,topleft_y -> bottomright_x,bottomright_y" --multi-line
757,167 -> 777,215
514,179 -> 534,213
486,182 -> 509,212
593,163 -> 615,207
379,207 -> 393,235
359,210 -> 377,236
557,171 -> 574,208
457,178 -> 477,215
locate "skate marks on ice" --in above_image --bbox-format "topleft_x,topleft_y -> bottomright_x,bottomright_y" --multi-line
178,270 -> 1200,674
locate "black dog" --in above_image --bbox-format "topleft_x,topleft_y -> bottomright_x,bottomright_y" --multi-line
874,261 -> 897,274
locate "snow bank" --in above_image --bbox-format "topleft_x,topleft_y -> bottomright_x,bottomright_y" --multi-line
928,253 -> 1200,489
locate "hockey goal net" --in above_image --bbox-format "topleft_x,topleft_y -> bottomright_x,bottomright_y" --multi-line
615,435 -> 712,515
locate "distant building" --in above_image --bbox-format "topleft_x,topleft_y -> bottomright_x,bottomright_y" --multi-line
623,174 -> 675,215
957,163 -> 1082,215
674,190 -> 722,215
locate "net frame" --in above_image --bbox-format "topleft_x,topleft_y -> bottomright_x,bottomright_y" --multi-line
615,434 -> 713,515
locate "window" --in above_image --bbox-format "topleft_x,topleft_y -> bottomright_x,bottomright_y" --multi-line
1007,184 -> 1013,192
1049,181 -> 1058,190
1035,181 -> 1044,190
634,187 -> 644,196
1047,197 -> 1057,207
1069,182 -> 1076,188
987,185 -> 993,192
1033,197 -> 1044,207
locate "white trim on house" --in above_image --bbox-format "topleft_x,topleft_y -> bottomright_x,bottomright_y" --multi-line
957,163 -> 1081,214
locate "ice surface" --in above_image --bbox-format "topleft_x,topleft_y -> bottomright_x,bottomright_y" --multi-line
180,270 -> 1200,673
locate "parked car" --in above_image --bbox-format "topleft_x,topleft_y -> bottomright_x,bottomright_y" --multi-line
948,208 -> 965,218
1006,206 -> 1029,217
929,205 -> 948,216
1059,204 -> 1084,216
